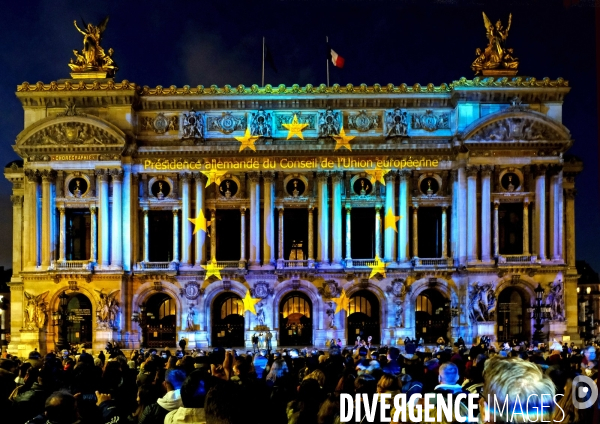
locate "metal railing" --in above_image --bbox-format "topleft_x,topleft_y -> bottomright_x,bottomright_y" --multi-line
499,255 -> 537,264
137,262 -> 175,270
51,260 -> 92,271
414,258 -> 453,267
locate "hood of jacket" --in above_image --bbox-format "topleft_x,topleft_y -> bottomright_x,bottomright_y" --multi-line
157,389 -> 183,411
164,407 -> 206,424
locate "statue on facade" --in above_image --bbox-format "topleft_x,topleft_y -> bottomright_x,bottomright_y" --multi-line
546,280 -> 565,321
385,109 -> 408,137
69,16 -> 118,77
471,12 -> 519,75
469,282 -> 497,322
96,289 -> 120,330
24,291 -> 49,330
394,300 -> 404,328
326,302 -> 336,329
186,305 -> 196,331
181,110 -> 204,141
318,109 -> 340,137
256,302 -> 266,327
250,108 -> 272,137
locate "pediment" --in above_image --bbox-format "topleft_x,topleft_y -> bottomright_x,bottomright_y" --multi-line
14,114 -> 127,157
461,109 -> 571,144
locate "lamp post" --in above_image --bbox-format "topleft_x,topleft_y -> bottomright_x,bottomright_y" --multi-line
52,292 -> 72,351
527,284 -> 551,345
132,303 -> 147,349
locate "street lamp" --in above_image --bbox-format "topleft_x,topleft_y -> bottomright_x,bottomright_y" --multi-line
132,303 -> 147,348
52,291 -> 72,351
527,284 -> 551,344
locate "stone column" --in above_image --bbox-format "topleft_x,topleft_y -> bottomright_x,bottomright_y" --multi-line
142,208 -> 149,262
493,201 -> 500,258
466,165 -> 479,262
10,195 -> 23,273
331,172 -> 343,265
316,172 -> 329,264
111,169 -> 123,267
345,206 -> 352,263
210,209 -> 217,262
384,172 -> 396,262
523,199 -> 530,255
535,165 -> 547,261
121,164 -> 132,272
240,207 -> 247,265
557,171 -> 564,261
131,174 -> 139,264
277,207 -> 284,261
23,170 -> 38,267
308,206 -> 314,261
90,206 -> 97,263
441,206 -> 448,258
194,173 -> 207,265
172,209 -> 179,262
549,167 -> 563,260
412,205 -> 419,258
59,206 -> 66,262
248,172 -> 261,266
263,172 -> 275,267
458,167 -> 467,264
374,205 -> 382,258
481,165 -> 492,262
40,170 -> 56,267
181,173 -> 192,265
398,170 -> 409,263
565,189 -> 576,267
97,170 -> 110,266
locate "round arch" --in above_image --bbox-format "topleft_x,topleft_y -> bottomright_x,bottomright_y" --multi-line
271,279 -> 322,330
48,287 -> 97,349
495,276 -> 536,343
203,279 -> 248,346
278,292 -> 313,346
211,292 -> 245,347
133,281 -> 184,328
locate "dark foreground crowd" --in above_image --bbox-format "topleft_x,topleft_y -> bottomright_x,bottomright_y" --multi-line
0,338 -> 599,424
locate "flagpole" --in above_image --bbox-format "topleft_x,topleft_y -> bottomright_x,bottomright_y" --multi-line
326,36 -> 330,87
262,37 -> 265,87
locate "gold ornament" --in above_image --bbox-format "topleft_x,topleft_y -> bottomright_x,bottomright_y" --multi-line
234,127 -> 260,152
201,171 -> 227,188
282,114 -> 308,140
365,167 -> 390,185
332,290 -> 350,315
188,209 -> 209,235
242,290 -> 260,315
471,12 -> 519,76
384,208 -> 401,232
69,16 -> 118,78
202,261 -> 224,281
369,255 -> 388,279
333,127 -> 355,151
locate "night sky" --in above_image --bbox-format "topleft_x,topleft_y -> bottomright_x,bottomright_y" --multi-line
0,0 -> 597,272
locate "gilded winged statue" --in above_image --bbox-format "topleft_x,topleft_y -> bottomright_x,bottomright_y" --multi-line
95,289 -> 120,329
24,291 -> 49,330
69,16 -> 118,77
471,12 -> 519,75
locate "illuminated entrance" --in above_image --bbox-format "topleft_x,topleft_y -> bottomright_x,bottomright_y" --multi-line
415,289 -> 450,344
279,292 -> 312,346
144,293 -> 177,348
497,288 -> 529,342
212,293 -> 245,347
66,293 -> 92,346
347,290 -> 380,344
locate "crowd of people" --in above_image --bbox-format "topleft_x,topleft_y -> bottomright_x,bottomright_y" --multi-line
0,335 -> 598,424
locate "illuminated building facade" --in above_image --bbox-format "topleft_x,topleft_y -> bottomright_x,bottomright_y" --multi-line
4,75 -> 582,356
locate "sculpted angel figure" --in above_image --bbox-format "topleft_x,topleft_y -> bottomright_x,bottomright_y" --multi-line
471,12 -> 519,74
24,291 -> 49,330
73,16 -> 109,67
96,289 -> 119,329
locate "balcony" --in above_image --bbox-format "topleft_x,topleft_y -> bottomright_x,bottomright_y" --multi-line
347,259 -> 380,268
277,260 -> 314,270
215,260 -> 245,270
50,260 -> 93,271
413,257 -> 453,268
135,262 -> 178,271
498,255 -> 537,265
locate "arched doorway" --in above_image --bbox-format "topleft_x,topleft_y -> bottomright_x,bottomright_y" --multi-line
279,292 -> 312,346
347,290 -> 380,344
497,287 -> 529,342
144,293 -> 177,348
212,293 -> 245,347
415,288 -> 450,344
66,293 -> 92,347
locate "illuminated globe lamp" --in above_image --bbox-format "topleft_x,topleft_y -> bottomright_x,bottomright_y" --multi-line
527,283 -> 551,345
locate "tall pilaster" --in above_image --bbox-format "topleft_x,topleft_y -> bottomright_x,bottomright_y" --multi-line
308,206 -> 314,261
493,201 -> 500,258
398,171 -> 409,263
331,172 -> 343,265
172,209 -> 179,262
59,206 -> 66,261
194,173 -> 207,265
466,165 -> 479,262
345,206 -> 352,263
90,206 -> 97,263
131,174 -> 139,264
565,188 -> 576,267
316,172 -> 329,264
384,172 -> 396,262
549,166 -> 563,260
143,208 -> 149,262
181,173 -> 192,265
121,164 -> 132,272
263,172 -> 275,267
110,169 -> 123,267
23,170 -> 38,267
248,172 -> 261,266
40,170 -> 56,267
523,199 -> 530,255
481,165 -> 492,262
277,207 -> 284,261
441,206 -> 448,258
375,205 -> 382,258
535,165 -> 547,261
97,170 -> 110,266
10,195 -> 23,273
210,209 -> 217,262
412,205 -> 419,258
240,207 -> 247,265
457,167 -> 467,265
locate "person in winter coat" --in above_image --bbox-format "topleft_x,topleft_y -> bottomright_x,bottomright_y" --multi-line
164,369 -> 212,424
25,391 -> 79,424
139,369 -> 186,424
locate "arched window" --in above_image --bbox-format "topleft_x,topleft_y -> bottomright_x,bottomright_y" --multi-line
349,295 -> 372,317
416,295 -> 433,315
220,297 -> 244,319
158,298 -> 176,320
282,295 -> 310,318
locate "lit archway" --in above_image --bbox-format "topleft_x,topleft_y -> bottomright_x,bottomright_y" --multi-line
279,292 -> 312,346
212,292 -> 245,347
347,290 -> 380,344
66,293 -> 93,346
144,293 -> 177,348
497,287 -> 530,342
415,288 -> 450,344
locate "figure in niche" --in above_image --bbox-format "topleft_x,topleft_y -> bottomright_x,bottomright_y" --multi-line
507,175 -> 515,192
546,280 -> 565,322
157,182 -> 165,200
256,303 -> 266,327
360,180 -> 367,196
182,110 -> 204,140
326,302 -> 336,329
250,108 -> 272,137
318,109 -> 340,137
220,181 -> 232,198
74,180 -> 82,198
385,109 -> 408,137
186,305 -> 195,331
395,301 -> 404,328
426,180 -> 433,196
292,180 -> 300,197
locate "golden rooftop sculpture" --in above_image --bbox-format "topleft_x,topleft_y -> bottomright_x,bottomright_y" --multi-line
472,12 -> 519,76
68,16 -> 117,79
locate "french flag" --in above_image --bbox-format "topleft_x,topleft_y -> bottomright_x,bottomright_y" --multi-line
328,45 -> 345,68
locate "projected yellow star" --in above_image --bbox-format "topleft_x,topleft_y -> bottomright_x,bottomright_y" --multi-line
188,209 -> 209,234
384,208 -> 401,232
282,114 -> 308,140
202,261 -> 224,281
369,255 -> 388,279
242,290 -> 260,315
332,290 -> 350,314
201,171 -> 227,188
365,167 -> 389,185
234,127 -> 260,152
333,127 -> 355,151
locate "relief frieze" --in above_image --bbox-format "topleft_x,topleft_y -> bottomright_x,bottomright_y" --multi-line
24,123 -> 119,146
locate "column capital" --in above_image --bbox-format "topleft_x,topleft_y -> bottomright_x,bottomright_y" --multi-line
278,206 -> 284,214
345,204 -> 352,211
534,164 -> 548,176
248,171 -> 261,182
24,169 -> 39,182
89,205 -> 97,214
240,206 -> 247,214
193,172 -> 208,184
398,169 -> 411,179
524,198 -> 530,206
375,205 -> 381,212
331,171 -> 343,182
40,169 -> 57,182
565,188 -> 577,199
412,203 -> 419,210
384,172 -> 396,182
58,206 -> 66,214
316,171 -> 329,182
493,200 -> 500,209
308,205 -> 315,212
548,164 -> 563,176
132,173 -> 139,183
263,171 -> 275,182
466,165 -> 480,177
10,195 -> 23,205
172,208 -> 179,216
96,169 -> 111,181
110,169 -> 124,182
441,206 -> 448,212
481,165 -> 494,176
180,172 -> 192,183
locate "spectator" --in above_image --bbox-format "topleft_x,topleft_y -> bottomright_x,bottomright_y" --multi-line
165,369 -> 211,423
13,367 -> 55,423
25,390 -> 78,424
140,369 -> 186,424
